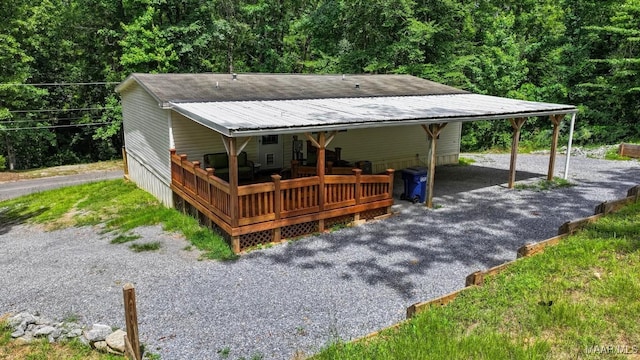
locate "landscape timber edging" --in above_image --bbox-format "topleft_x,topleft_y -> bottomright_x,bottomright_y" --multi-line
346,184 -> 640,344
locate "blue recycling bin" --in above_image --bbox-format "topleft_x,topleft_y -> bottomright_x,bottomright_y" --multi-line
401,167 -> 428,203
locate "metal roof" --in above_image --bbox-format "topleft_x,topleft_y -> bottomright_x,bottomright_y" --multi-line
116,73 -> 468,107
171,93 -> 577,137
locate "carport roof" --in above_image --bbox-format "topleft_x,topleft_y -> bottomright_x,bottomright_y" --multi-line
117,73 -> 577,137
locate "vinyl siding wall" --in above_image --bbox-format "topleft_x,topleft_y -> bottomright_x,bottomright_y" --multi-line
121,84 -> 172,205
282,122 -> 461,173
172,112 -> 258,166
171,110 -> 460,179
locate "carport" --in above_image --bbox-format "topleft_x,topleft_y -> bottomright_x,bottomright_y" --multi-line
171,92 -> 578,208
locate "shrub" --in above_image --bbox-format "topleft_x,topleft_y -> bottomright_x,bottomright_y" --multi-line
0,155 -> 5,171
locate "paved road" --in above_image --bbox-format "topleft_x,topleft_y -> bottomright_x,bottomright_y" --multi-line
0,170 -> 123,201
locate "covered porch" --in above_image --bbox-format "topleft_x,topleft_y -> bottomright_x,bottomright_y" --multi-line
169,130 -> 395,253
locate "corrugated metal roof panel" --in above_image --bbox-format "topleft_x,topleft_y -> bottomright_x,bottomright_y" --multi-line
170,93 -> 577,137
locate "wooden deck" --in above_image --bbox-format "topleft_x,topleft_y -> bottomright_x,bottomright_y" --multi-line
170,151 -> 394,252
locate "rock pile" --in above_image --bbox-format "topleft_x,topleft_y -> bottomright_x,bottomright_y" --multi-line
6,312 -> 127,355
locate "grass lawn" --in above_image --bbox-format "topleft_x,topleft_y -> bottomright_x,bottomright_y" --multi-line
314,202 -> 640,359
0,179 -> 236,260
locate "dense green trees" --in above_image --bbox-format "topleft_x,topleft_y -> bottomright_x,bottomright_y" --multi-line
1,0 -> 638,169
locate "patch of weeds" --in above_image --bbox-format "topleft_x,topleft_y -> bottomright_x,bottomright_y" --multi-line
329,223 -> 348,232
433,203 -> 443,209
182,245 -> 193,251
144,352 -> 161,360
110,233 -> 141,244
217,346 -> 231,359
63,313 -> 81,323
514,177 -> 573,192
295,326 -> 307,336
458,157 -> 476,166
129,242 -> 161,252
605,147 -> 632,161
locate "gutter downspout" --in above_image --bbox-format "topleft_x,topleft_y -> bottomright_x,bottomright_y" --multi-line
563,113 -> 577,180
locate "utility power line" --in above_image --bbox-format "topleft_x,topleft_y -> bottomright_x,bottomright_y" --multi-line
0,82 -> 120,86
9,107 -> 117,113
0,122 -> 118,131
0,116 -> 109,124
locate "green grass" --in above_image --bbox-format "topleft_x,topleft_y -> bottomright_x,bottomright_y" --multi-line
110,233 -> 141,244
314,202 -> 640,359
457,157 -> 476,166
0,179 -> 236,260
129,241 -> 161,252
604,146 -> 632,161
514,177 -> 573,192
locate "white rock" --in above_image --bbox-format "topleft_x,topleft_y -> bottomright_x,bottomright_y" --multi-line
10,329 -> 24,338
84,324 -> 112,343
9,313 -> 35,327
93,340 -> 109,351
34,325 -> 56,337
105,329 -> 127,353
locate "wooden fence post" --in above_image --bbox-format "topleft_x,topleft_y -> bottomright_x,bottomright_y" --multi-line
123,283 -> 141,360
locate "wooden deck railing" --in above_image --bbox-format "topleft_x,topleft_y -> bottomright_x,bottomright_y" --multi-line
170,150 -> 394,251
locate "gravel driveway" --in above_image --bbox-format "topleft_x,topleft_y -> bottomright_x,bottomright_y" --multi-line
1,154 -> 638,359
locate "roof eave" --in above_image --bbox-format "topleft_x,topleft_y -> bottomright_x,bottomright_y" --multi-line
222,108 -> 579,137
115,74 -> 171,109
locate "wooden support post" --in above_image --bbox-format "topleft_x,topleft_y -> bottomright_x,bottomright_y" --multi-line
228,137 -> 239,228
231,236 -> 240,253
353,168 -> 362,205
272,174 -> 282,242
317,132 -> 326,211
123,283 -> 141,360
291,160 -> 299,179
422,123 -> 447,208
547,114 -> 563,181
508,118 -> 526,188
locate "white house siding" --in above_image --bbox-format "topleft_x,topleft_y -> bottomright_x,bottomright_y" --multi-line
127,153 -> 173,206
121,84 -> 172,205
171,112 -> 258,166
280,123 -> 461,173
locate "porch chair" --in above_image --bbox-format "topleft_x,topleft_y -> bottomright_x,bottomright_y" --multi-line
203,152 -> 255,181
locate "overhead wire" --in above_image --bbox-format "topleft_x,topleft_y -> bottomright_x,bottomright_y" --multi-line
0,82 -> 120,86
0,122 -> 119,131
9,107 -> 117,113
0,116 -> 110,124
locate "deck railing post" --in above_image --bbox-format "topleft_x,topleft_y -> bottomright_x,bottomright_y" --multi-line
317,132 -> 326,211
179,154 -> 188,187
205,168 -> 214,204
272,174 -> 282,242
291,160 -> 299,179
353,168 -> 362,205
193,161 -> 200,197
386,169 -> 395,199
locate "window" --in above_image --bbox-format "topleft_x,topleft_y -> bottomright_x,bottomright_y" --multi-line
261,135 -> 278,145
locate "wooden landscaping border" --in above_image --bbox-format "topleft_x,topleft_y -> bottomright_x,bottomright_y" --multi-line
619,143 -> 640,158
351,183 -> 640,333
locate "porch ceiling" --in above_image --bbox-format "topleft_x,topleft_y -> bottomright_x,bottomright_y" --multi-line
170,93 -> 577,137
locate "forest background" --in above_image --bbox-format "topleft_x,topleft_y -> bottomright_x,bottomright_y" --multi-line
1,0 -> 638,170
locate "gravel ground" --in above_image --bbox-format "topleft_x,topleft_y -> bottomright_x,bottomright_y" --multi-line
0,154 -> 638,359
